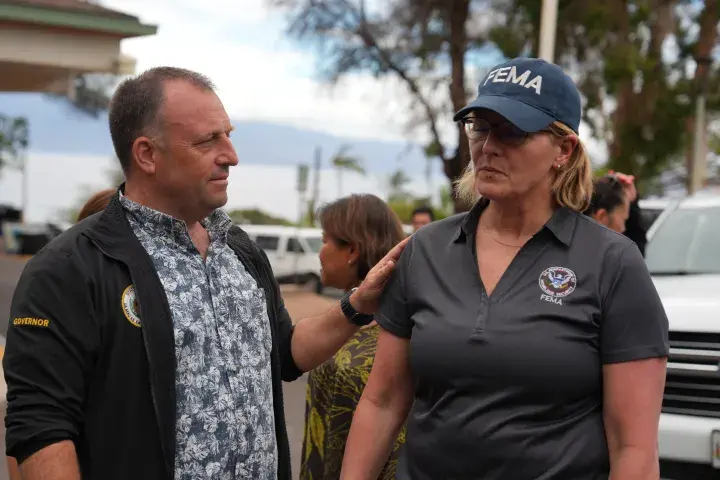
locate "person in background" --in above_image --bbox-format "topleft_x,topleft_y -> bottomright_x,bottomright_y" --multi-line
341,57 -> 667,480
410,206 -> 434,232
609,171 -> 648,256
76,188 -> 116,222
300,194 -> 407,480
583,175 -> 629,233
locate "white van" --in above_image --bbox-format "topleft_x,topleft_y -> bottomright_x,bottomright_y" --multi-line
639,197 -> 676,231
240,225 -> 324,293
645,191 -> 720,479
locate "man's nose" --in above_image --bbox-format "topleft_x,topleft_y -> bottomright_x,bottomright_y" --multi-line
218,136 -> 239,166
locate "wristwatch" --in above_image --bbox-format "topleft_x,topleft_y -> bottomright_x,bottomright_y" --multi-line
340,287 -> 374,326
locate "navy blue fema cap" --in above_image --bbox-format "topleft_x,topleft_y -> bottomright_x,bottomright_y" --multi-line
453,57 -> 581,134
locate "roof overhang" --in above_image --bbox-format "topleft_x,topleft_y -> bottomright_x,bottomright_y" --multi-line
0,1 -> 157,38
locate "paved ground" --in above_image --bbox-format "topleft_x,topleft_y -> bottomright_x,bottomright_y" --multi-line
280,288 -> 336,479
0,255 -> 331,479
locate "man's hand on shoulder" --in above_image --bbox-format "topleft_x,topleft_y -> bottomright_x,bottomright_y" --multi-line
350,236 -> 411,314
289,236 -> 411,372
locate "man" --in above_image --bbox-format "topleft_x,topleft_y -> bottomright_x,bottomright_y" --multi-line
410,205 -> 434,232
3,67 -> 407,480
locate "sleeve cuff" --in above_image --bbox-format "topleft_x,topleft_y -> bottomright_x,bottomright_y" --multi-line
376,313 -> 412,339
9,433 -> 75,464
281,324 -> 304,381
602,344 -> 669,365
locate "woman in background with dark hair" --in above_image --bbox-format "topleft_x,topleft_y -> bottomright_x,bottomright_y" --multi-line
300,194 -> 407,480
583,175 -> 630,233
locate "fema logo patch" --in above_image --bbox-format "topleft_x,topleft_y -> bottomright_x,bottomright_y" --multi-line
538,266 -> 577,305
121,285 -> 142,327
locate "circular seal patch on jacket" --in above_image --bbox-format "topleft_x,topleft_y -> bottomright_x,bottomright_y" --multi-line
121,285 -> 142,327
538,266 -> 577,298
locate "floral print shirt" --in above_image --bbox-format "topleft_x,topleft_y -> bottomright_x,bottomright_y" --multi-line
120,195 -> 277,480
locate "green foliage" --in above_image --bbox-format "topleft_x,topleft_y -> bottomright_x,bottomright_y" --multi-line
226,208 -> 295,226
383,167 -> 452,223
490,0 -> 719,189
0,115 -> 29,174
273,0 -> 720,196
387,191 -> 452,224
45,73 -> 118,118
270,0 -> 477,211
385,169 -> 413,203
331,145 -> 365,175
423,140 -> 442,159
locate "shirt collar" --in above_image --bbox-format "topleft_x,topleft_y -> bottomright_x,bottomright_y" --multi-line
452,197 -> 577,247
118,190 -> 233,244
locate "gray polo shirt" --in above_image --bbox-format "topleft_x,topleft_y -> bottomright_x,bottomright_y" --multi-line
376,198 -> 668,480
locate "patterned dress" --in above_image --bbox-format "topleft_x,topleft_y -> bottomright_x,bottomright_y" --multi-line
120,194 -> 277,480
300,324 -> 406,480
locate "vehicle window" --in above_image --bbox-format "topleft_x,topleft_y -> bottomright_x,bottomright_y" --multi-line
305,236 -> 322,253
640,208 -> 663,231
287,237 -> 305,253
255,235 -> 279,252
646,206 -> 720,275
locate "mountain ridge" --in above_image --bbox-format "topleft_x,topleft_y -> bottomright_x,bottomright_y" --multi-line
0,93 -> 431,175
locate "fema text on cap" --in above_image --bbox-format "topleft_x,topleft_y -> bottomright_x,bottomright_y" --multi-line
483,66 -> 543,95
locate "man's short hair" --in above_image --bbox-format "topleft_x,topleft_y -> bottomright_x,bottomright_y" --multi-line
583,175 -> 626,216
108,67 -> 215,172
412,205 -> 435,221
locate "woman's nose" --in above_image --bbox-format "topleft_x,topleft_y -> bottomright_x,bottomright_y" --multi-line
481,132 -> 502,157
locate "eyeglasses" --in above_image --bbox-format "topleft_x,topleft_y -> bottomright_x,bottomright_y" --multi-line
460,117 -> 546,146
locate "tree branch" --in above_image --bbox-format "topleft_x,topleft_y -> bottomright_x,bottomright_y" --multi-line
352,0 -> 449,162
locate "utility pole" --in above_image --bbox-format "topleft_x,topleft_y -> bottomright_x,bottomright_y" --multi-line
296,164 -> 309,226
21,154 -> 28,223
538,0 -> 559,63
689,57 -> 712,195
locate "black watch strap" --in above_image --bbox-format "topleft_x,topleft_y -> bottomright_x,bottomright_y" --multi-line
340,288 -> 374,326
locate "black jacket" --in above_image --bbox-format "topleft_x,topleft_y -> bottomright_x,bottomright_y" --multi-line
3,192 -> 303,479
624,199 -> 647,257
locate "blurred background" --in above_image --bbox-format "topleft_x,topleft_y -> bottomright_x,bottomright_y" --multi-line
0,1 -> 719,479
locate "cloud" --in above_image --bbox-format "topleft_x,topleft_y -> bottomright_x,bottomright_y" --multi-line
104,0 -> 420,143
105,0 -> 606,160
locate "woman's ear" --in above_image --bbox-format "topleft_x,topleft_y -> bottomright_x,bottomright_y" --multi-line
592,208 -> 610,226
347,242 -> 360,266
555,134 -> 578,168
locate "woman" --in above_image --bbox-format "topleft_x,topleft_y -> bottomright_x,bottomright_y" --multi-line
76,188 -> 115,222
301,194 -> 407,480
583,174 -> 630,233
341,57 -> 668,479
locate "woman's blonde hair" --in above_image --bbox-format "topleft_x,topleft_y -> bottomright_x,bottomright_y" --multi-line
454,121 -> 593,212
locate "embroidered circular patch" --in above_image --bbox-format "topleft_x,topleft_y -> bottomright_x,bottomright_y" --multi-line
121,284 -> 142,327
538,266 -> 577,298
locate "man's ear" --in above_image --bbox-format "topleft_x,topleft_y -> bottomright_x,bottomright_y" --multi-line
131,136 -> 159,175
